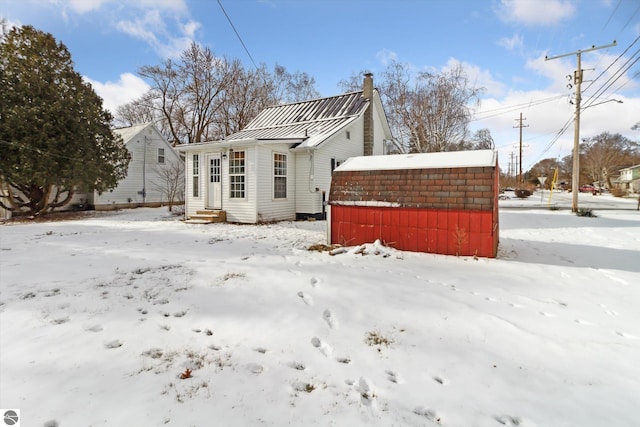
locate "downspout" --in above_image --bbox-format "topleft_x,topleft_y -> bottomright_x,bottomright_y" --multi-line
142,136 -> 147,204
308,148 -> 317,193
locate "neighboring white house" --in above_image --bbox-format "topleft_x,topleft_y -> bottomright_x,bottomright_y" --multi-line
617,164 -> 640,194
88,122 -> 184,210
176,73 -> 392,223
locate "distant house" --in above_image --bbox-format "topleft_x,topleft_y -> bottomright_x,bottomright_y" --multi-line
176,73 -> 392,223
617,164 -> 640,195
328,150 -> 500,258
88,122 -> 184,210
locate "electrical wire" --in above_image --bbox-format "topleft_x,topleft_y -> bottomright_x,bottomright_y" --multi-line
216,0 -> 258,71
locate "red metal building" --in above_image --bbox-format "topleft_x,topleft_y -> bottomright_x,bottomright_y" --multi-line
328,150 -> 499,258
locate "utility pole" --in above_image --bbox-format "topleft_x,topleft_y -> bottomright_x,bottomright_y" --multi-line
545,41 -> 616,212
514,113 -> 528,183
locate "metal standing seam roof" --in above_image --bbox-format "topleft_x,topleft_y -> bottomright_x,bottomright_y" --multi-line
224,91 -> 369,148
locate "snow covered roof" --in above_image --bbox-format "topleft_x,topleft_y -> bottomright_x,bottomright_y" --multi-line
113,122 -> 153,143
335,150 -> 497,172
224,91 -> 369,148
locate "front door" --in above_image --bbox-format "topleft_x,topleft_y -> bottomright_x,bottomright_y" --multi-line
207,154 -> 222,209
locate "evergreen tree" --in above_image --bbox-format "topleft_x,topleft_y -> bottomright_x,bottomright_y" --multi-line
0,25 -> 130,216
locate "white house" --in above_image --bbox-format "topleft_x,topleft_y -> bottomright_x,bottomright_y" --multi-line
618,164 -> 640,194
88,122 -> 184,210
176,74 -> 392,223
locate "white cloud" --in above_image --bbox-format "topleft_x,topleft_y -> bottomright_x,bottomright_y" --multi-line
116,10 -> 196,59
54,0 -> 187,15
375,49 -> 398,66
497,0 -> 576,26
84,73 -> 150,114
63,0 -> 109,14
497,34 -> 524,53
443,58 -> 507,98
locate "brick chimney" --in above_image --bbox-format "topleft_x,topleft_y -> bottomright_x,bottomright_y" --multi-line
363,73 -> 374,156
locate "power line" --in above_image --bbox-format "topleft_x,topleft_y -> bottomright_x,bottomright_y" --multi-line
470,95 -> 565,122
217,0 -> 259,70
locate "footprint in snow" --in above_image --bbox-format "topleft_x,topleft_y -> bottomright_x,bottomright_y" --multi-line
84,324 -> 103,333
297,292 -> 314,306
615,331 -> 639,339
433,375 -> 449,385
538,311 -> 555,317
288,361 -> 307,371
574,319 -> 593,326
310,277 -> 320,288
246,363 -> 264,374
104,340 -> 123,349
355,377 -> 376,406
322,309 -> 338,329
494,414 -> 523,426
414,406 -> 441,424
310,337 -> 333,357
386,370 -> 403,384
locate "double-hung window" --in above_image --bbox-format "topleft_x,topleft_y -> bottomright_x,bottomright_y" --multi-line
229,151 -> 246,199
273,153 -> 287,199
192,154 -> 200,198
158,148 -> 165,164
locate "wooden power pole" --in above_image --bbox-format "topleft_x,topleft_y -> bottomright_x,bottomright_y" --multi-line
514,113 -> 528,183
545,41 -> 617,212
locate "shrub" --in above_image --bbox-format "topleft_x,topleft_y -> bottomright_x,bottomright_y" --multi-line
576,208 -> 597,217
610,187 -> 626,197
514,189 -> 532,198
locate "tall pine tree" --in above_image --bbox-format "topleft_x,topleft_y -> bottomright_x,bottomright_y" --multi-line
0,25 -> 130,216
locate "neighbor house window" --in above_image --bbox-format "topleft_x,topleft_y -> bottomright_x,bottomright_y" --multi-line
274,153 -> 287,199
331,158 -> 343,172
192,154 -> 200,198
158,148 -> 165,164
346,131 -> 351,140
229,151 -> 245,199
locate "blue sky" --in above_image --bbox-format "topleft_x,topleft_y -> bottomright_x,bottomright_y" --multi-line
2,0 -> 639,171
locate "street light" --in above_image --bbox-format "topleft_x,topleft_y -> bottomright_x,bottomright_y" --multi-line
582,98 -> 623,111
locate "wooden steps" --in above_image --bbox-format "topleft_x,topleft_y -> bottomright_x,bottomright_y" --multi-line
185,210 -> 226,224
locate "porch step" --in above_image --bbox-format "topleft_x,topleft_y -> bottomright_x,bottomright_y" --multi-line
185,210 -> 226,224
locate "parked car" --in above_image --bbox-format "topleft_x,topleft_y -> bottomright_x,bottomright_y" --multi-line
579,185 -> 595,193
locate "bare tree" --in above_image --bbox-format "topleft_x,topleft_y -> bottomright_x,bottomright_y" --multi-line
527,158 -> 561,188
114,92 -> 157,128
152,158 -> 184,212
272,64 -> 321,103
117,46 -> 320,144
339,61 -> 484,153
580,132 -> 640,188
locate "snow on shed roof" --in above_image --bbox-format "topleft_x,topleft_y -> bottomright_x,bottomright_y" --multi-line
335,150 -> 497,172
224,91 -> 369,148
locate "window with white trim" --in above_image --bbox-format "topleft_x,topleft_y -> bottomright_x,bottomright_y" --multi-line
229,151 -> 246,199
158,148 -> 165,164
192,154 -> 200,198
273,153 -> 287,199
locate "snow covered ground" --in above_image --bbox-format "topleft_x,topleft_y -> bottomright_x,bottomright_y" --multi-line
1,204 -> 639,427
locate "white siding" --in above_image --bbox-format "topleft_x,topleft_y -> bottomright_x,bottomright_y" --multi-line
223,146 -> 258,223
372,106 -> 388,155
295,119 -> 366,216
94,126 -> 182,208
255,144 -> 296,222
